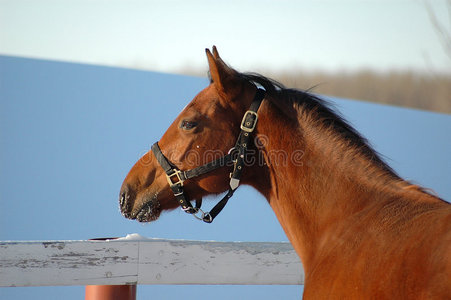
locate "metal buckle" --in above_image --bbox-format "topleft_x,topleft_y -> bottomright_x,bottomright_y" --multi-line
240,110 -> 258,132
166,169 -> 184,187
181,205 -> 196,213
202,212 -> 213,223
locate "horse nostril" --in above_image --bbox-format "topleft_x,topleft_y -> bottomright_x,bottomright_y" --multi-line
120,192 -> 126,207
119,186 -> 132,218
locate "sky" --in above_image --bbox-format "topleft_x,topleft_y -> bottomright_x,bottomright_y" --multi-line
1,0 -> 450,74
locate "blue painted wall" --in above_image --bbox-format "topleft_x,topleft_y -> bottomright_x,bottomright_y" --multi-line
1,56 -> 449,299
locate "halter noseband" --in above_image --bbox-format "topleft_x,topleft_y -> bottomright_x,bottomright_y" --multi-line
151,88 -> 266,223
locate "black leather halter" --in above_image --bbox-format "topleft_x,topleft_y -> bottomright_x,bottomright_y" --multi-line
151,88 -> 265,223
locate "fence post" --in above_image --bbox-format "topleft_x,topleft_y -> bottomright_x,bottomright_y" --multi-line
85,285 -> 136,300
84,237 -> 136,300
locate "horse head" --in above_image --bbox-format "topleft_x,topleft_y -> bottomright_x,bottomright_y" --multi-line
119,47 -> 267,222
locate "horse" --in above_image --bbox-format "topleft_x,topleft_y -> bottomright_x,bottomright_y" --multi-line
120,46 -> 451,299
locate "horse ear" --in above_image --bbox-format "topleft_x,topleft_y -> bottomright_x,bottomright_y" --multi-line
206,46 -> 236,96
212,45 -> 220,59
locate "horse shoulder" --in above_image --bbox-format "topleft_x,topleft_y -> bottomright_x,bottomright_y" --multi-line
303,198 -> 451,299
423,210 -> 451,298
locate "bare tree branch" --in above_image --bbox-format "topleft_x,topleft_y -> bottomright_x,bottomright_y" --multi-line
425,0 -> 451,60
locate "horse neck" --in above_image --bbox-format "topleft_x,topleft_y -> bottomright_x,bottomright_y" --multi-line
250,98 -> 409,269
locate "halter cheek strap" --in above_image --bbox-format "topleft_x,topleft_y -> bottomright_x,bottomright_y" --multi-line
151,142 -> 234,215
151,88 -> 265,223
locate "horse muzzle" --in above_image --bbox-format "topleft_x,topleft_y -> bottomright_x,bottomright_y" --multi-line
119,184 -> 162,222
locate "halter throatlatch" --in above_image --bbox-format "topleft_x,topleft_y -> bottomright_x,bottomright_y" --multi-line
151,88 -> 265,223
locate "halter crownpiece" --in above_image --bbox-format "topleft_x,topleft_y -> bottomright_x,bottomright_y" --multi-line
151,88 -> 266,223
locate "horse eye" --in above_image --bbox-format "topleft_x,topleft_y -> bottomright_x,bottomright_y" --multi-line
180,120 -> 198,130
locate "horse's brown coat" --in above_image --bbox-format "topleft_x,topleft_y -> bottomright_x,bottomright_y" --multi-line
120,47 -> 451,299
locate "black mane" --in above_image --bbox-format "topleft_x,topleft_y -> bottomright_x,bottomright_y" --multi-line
240,72 -> 400,178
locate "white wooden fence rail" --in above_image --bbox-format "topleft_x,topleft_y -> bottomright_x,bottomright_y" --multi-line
0,235 -> 304,287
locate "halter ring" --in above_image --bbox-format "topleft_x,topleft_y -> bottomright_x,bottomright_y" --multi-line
192,208 -> 207,221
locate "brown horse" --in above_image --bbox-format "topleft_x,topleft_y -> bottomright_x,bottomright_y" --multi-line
120,47 -> 451,299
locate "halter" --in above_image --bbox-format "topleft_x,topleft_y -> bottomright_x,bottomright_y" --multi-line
151,88 -> 265,223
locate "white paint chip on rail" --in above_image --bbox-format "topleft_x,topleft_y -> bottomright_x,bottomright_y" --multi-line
0,235 -> 304,287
